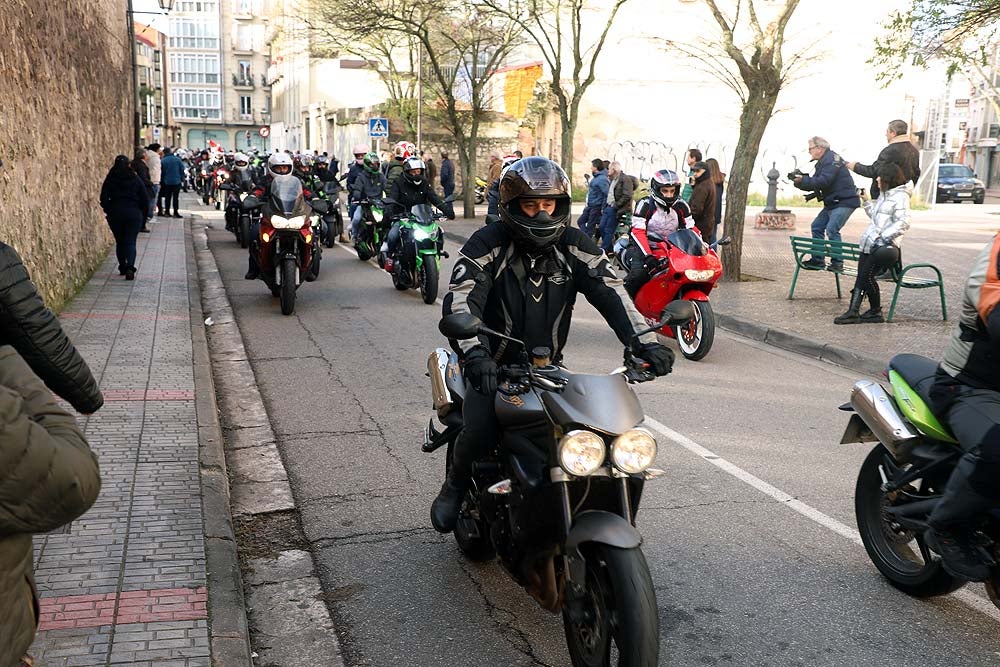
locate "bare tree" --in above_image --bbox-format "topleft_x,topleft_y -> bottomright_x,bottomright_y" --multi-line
310,0 -> 521,217
480,0 -> 632,183
663,0 -> 805,281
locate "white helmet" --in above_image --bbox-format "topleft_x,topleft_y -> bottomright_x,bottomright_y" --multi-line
267,152 -> 293,177
233,152 -> 249,168
403,157 -> 426,185
353,144 -> 369,159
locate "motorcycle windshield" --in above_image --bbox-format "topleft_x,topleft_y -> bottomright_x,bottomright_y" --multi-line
410,203 -> 434,224
540,373 -> 644,435
233,169 -> 255,190
668,228 -> 706,256
269,175 -> 308,217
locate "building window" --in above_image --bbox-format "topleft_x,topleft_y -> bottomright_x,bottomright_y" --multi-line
235,23 -> 252,51
237,60 -> 252,85
177,1 -> 218,11
234,0 -> 251,14
169,52 -> 220,84
170,87 -> 221,119
168,17 -> 219,49
239,95 -> 253,119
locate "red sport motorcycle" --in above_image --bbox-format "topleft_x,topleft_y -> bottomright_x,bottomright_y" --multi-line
241,175 -> 327,316
627,227 -> 724,361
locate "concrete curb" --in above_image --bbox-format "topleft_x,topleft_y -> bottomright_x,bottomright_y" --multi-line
185,220 -> 254,667
444,227 -> 885,377
192,220 -> 346,667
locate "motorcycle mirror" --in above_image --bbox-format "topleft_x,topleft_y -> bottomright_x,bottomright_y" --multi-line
660,300 -> 696,326
439,313 -> 482,340
311,198 -> 330,214
241,195 -> 260,210
717,236 -> 732,246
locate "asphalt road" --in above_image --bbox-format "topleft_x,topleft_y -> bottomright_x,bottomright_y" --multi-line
202,215 -> 1000,667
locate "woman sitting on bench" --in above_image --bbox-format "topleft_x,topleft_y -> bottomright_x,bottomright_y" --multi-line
834,163 -> 911,324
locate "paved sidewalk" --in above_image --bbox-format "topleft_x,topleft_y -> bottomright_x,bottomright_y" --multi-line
26,212 -> 249,665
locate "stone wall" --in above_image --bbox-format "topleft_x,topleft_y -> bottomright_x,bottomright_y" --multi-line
0,1 -> 132,311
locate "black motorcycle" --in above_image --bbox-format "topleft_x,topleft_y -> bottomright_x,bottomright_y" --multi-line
424,302 -> 694,666
319,181 -> 345,248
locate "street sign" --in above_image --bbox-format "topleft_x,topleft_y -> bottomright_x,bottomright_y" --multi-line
369,117 -> 389,138
259,126 -> 270,138
152,127 -> 161,138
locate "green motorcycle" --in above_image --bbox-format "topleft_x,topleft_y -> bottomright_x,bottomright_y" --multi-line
354,198 -> 387,262
387,202 -> 448,305
841,353 -> 999,605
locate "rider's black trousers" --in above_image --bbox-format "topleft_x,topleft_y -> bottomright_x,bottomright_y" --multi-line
931,372 -> 1000,502
450,386 -> 499,485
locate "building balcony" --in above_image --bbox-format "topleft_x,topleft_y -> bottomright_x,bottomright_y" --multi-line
232,74 -> 255,89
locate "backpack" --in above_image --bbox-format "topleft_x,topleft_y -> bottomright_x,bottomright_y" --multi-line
978,232 -> 1000,323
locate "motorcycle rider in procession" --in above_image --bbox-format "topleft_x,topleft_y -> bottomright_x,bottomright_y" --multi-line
430,156 -> 676,532
223,152 -> 256,231
381,157 -> 454,272
349,152 -> 386,240
925,232 -> 1000,581
617,169 -> 694,298
346,144 -> 370,222
244,152 -> 294,280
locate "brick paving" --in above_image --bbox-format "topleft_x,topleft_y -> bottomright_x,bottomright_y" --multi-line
27,215 -> 213,666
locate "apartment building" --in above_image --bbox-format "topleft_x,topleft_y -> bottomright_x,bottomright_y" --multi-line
167,0 -> 270,150
134,22 -> 174,146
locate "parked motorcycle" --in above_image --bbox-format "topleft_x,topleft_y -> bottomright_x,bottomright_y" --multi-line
385,201 -> 448,305
424,302 -> 694,666
353,198 -> 387,262
243,175 -> 327,316
841,353 -> 1000,606
627,228 -> 724,361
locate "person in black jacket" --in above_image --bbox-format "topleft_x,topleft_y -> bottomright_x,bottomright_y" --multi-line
100,155 -> 150,280
0,242 -> 104,414
381,157 -> 454,270
847,119 -> 921,199
793,137 -> 860,270
430,157 -> 675,533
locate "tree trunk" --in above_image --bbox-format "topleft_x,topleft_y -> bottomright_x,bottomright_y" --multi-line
456,138 -> 477,219
559,110 -> 575,185
720,82 -> 779,282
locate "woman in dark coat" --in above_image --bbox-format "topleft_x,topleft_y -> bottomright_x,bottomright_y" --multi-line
100,155 -> 149,280
706,158 -> 725,244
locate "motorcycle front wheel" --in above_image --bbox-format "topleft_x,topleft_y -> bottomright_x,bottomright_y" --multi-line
563,545 -> 659,667
238,216 -> 250,249
419,257 -> 439,304
855,444 -> 964,597
279,257 -> 297,316
323,219 -> 336,248
673,299 -> 715,361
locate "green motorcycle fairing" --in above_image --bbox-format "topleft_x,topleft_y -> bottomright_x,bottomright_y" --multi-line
887,370 -> 959,444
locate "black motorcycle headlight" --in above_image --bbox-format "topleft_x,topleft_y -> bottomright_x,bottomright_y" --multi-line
610,428 -> 657,474
557,430 -> 606,476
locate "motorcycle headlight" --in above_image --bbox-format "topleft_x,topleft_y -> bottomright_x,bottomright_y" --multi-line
685,269 -> 715,281
610,428 -> 657,474
413,228 -> 432,241
558,430 -> 606,477
271,215 -> 306,229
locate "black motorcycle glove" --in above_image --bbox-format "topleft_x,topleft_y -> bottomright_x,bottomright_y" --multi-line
632,342 -> 675,377
464,345 -> 498,394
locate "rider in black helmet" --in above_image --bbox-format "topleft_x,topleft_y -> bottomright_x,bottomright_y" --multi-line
430,157 -> 675,532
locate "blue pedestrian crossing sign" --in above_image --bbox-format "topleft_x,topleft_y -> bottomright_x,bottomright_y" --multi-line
368,117 -> 389,138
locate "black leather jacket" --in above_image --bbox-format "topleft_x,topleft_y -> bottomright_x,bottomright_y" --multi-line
441,224 -> 655,364
0,243 -> 103,414
385,177 -> 451,220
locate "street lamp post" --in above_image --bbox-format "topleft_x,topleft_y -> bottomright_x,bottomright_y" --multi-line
127,0 -> 175,147
201,111 -> 209,148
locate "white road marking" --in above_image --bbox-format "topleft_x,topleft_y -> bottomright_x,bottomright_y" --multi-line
643,416 -> 1000,624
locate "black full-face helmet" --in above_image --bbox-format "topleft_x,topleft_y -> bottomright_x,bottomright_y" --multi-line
498,157 -> 571,251
649,169 -> 682,209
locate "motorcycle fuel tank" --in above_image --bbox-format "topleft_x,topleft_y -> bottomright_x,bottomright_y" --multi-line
495,385 -> 546,427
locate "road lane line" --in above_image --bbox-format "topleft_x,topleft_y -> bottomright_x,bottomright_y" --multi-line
643,416 -> 1000,624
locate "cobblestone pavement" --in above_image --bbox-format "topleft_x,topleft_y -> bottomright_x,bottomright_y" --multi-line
28,215 -> 215,666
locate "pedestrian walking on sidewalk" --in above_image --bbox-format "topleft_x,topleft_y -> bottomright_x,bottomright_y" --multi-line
687,161 -> 716,243
847,119 -> 921,199
131,150 -> 154,234
793,137 -> 860,270
159,147 -> 185,218
834,163 -> 911,324
101,155 -> 149,280
146,143 -> 162,218
705,157 -> 725,243
578,158 -> 609,238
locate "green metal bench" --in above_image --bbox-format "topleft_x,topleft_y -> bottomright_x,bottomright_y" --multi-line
788,236 -> 947,322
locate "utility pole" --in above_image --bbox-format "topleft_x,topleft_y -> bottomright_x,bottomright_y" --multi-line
126,0 -> 141,147
416,41 -> 422,149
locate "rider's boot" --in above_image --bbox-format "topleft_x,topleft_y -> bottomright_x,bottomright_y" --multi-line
926,455 -> 996,582
244,252 -> 259,280
430,475 -> 468,533
833,289 -> 864,325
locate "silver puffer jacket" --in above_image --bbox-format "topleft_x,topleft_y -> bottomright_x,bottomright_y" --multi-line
859,184 -> 911,253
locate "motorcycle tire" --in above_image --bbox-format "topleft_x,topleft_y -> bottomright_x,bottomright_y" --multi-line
855,444 -> 964,598
446,442 -> 495,562
356,243 -> 373,261
324,221 -> 335,248
305,252 -> 320,282
239,217 -> 250,249
280,257 -> 297,316
673,300 -> 715,361
392,262 -> 408,291
563,544 -> 659,667
475,192 -> 485,205
419,258 -> 439,304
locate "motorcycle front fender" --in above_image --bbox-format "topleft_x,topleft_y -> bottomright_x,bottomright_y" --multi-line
679,289 -> 712,302
565,509 -> 642,551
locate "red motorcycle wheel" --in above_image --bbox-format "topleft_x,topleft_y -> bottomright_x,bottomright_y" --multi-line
673,300 -> 715,361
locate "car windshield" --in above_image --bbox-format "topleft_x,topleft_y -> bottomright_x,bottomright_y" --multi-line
268,175 -> 308,216
939,165 -> 974,179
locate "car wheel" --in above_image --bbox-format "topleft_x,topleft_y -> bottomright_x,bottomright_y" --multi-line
974,195 -> 985,204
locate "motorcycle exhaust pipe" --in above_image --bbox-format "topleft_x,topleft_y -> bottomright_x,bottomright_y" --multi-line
427,348 -> 455,418
850,380 -> 919,460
